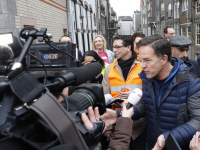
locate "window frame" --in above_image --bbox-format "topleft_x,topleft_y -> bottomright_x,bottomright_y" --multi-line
196,1 -> 200,14
182,0 -> 188,11
196,23 -> 200,45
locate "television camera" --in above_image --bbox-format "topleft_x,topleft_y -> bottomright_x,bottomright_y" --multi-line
0,27 -> 106,150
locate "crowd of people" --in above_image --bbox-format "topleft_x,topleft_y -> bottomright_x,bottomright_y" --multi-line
31,28 -> 200,150
1,26 -> 200,150
72,26 -> 200,150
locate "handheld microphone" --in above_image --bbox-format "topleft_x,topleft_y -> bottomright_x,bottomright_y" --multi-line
104,94 -> 113,105
54,62 -> 102,87
126,88 -> 143,109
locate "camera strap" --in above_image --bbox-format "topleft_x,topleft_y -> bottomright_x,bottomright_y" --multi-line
29,91 -> 88,150
9,71 -> 88,150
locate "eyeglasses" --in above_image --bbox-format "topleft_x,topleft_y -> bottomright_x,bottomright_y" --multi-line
112,45 -> 125,50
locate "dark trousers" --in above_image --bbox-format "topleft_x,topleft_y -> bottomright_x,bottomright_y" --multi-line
129,129 -> 146,150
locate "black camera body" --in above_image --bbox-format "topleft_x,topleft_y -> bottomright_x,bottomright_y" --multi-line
26,42 -> 78,71
0,27 -> 106,149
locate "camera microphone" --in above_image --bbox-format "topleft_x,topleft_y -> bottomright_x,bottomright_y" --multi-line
0,45 -> 14,63
54,62 -> 102,87
0,45 -> 14,75
126,88 -> 143,109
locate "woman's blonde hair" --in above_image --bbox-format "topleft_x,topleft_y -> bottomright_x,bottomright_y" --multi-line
92,35 -> 107,50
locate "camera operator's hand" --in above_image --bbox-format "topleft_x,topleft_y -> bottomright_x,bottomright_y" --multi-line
100,109 -> 117,132
81,107 -> 104,147
81,106 -> 100,130
121,103 -> 134,118
190,132 -> 200,150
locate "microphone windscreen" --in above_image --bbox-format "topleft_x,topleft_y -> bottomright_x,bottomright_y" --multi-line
127,88 -> 143,105
68,62 -> 102,85
0,45 -> 14,63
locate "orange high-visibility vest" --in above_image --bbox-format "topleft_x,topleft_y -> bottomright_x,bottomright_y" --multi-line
108,59 -> 142,98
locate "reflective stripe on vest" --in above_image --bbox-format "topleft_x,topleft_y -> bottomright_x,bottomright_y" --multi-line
108,59 -> 142,98
110,84 -> 143,92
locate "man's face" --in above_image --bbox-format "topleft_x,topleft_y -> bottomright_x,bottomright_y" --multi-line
113,39 -> 130,60
171,46 -> 189,61
165,28 -> 175,40
139,45 -> 163,79
133,37 -> 143,55
60,36 -> 72,42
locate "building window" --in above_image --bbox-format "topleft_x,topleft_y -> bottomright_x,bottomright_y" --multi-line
174,24 -> 180,35
181,26 -> 191,39
63,29 -> 67,35
168,3 -> 172,17
174,2 -> 179,18
197,1 -> 200,13
161,3 -> 164,17
157,12 -> 159,21
181,27 -> 186,37
196,24 -> 200,45
182,0 -> 188,11
148,3 -> 150,11
177,24 -> 180,35
187,26 -> 191,40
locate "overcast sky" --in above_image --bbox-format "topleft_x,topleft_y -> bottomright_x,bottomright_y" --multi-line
110,0 -> 140,17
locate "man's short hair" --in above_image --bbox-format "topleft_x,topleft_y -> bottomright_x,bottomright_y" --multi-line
131,32 -> 145,43
136,34 -> 171,61
114,35 -> 133,51
164,25 -> 173,34
59,35 -> 72,42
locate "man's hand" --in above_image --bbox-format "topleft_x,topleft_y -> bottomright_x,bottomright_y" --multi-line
119,87 -> 133,99
100,108 -> 117,132
190,132 -> 200,150
81,106 -> 100,130
103,130 -> 113,141
121,103 -> 134,118
111,102 -> 122,109
152,134 -> 165,150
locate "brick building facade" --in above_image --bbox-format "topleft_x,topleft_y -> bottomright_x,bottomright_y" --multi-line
141,0 -> 200,60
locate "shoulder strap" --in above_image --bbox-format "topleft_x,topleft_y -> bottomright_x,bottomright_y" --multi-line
29,91 -> 88,150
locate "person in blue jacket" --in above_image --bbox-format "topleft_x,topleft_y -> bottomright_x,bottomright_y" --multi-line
100,34 -> 200,150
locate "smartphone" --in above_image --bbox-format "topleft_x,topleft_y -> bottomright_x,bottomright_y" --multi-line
166,133 -> 181,150
106,99 -> 124,108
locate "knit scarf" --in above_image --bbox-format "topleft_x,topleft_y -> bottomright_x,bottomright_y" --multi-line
117,51 -> 137,81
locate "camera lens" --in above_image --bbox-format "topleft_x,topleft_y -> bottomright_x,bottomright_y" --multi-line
67,89 -> 97,112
